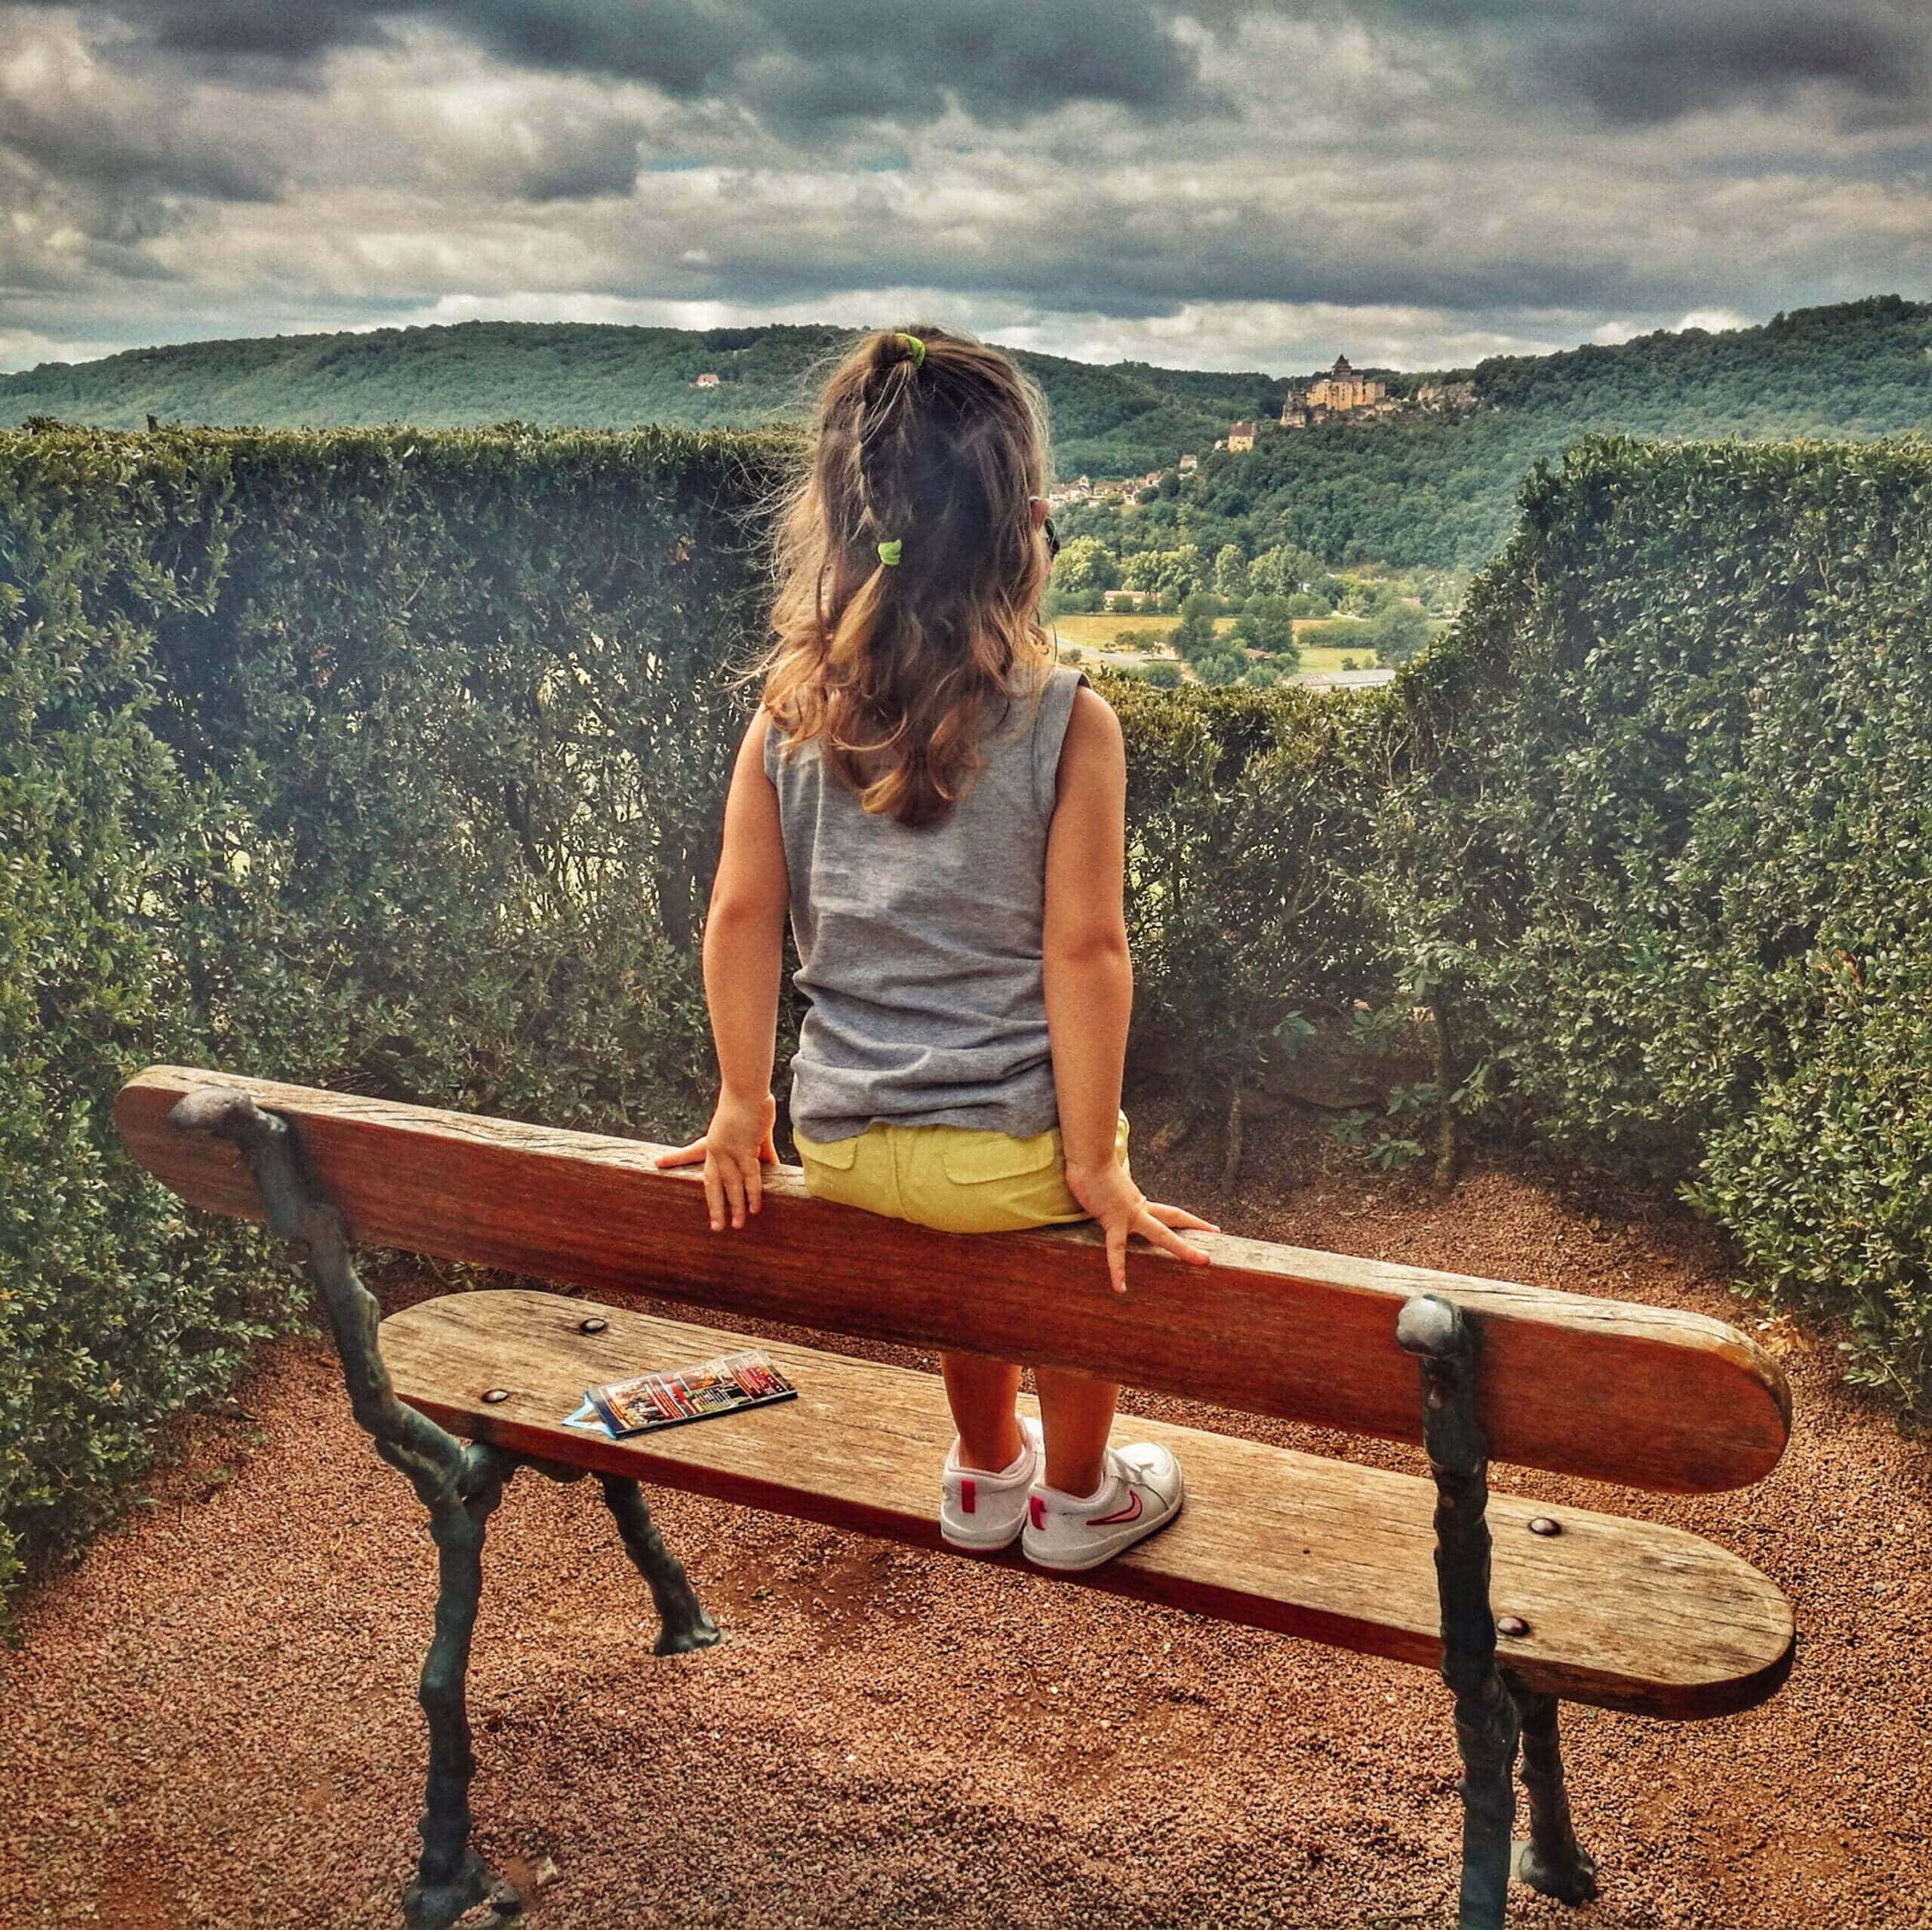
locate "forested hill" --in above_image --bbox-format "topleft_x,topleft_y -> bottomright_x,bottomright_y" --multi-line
1162,295 -> 1932,569
5,295 -> 1930,564
0,319 -> 1286,481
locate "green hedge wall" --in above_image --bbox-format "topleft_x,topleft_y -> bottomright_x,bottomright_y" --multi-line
0,423 -> 791,1605
0,423 -> 1394,1608
1396,434 -> 1932,1409
11,420 -> 1932,1611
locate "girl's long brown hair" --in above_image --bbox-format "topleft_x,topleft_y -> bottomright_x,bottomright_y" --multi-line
760,324 -> 1055,827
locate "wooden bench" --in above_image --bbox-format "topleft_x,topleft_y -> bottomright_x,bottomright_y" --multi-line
115,1065 -> 1795,1930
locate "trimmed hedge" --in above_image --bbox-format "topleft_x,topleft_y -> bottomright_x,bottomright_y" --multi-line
0,423 -> 787,1604
1395,434 -> 1932,1409
1,423 -> 1393,1607
11,420 -> 1932,1609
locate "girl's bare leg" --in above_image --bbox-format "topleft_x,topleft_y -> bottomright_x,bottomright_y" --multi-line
1032,1367 -> 1119,1498
939,1354 -> 1024,1472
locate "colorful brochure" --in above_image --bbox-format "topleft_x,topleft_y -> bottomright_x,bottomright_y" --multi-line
582,1348 -> 798,1437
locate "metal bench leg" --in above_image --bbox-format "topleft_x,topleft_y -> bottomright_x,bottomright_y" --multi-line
1506,1679 -> 1599,1904
1398,1294 -> 1520,1930
599,1474 -> 721,1655
408,1449 -> 518,1930
169,1088 -> 524,1930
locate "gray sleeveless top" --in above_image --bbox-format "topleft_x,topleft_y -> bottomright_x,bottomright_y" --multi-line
764,663 -> 1091,1142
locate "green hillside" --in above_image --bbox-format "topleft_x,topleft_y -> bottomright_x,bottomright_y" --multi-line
6,295 -> 1930,565
1149,295 -> 1932,567
0,318 -> 1285,480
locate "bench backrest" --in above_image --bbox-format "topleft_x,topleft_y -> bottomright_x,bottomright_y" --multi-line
115,1065 -> 1791,1494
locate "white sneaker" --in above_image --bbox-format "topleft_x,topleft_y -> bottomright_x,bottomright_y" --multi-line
1022,1443 -> 1186,1572
940,1418 -> 1043,1551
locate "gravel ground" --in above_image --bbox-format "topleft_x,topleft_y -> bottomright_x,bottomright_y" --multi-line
5,1108 -> 1930,1930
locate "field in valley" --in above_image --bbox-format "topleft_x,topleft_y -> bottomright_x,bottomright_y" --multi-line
1048,610 -> 1381,676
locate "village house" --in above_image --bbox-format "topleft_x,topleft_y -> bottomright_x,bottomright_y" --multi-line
1101,589 -> 1159,611
1178,453 -> 1198,475
693,372 -> 721,388
1226,421 -> 1257,452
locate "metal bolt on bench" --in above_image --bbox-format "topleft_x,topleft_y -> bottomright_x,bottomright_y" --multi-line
167,1086 -> 719,1930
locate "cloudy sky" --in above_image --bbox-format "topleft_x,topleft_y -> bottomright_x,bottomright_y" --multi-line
2,0 -> 1929,376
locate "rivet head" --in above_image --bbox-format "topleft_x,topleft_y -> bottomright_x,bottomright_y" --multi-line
481,1388 -> 512,1405
1528,1516 -> 1561,1537
579,1317 -> 608,1335
1496,1615 -> 1531,1640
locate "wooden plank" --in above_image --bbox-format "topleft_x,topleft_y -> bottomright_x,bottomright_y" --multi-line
380,1289 -> 1795,1720
115,1065 -> 1792,1493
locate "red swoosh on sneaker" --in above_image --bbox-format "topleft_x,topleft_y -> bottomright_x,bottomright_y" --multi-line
1088,1489 -> 1143,1528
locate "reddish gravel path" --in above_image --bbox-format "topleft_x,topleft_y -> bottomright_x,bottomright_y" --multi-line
5,1113 -> 1930,1929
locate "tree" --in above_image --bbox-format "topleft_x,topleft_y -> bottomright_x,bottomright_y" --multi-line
1214,543 -> 1251,601
1232,593 -> 1297,656
1042,585 -> 1102,617
1369,600 -> 1432,665
1249,542 -> 1326,598
1167,590 -> 1220,664
1142,660 -> 1183,688
1051,534 -> 1118,595
1122,543 -> 1205,600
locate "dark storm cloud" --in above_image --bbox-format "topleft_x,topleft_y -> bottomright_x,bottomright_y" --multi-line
649,207 -> 1669,327
23,0 -> 1214,126
513,115 -> 647,201
1537,8 -> 1927,124
1359,0 -> 1932,125
0,101 -> 279,202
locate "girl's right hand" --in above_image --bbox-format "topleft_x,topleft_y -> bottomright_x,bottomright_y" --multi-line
1063,1159 -> 1219,1295
654,1090 -> 778,1232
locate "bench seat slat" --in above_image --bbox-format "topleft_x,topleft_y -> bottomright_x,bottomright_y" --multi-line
115,1067 -> 1792,1495
380,1289 -> 1794,1722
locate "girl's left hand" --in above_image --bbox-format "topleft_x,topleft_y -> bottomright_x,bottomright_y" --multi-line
654,1091 -> 778,1231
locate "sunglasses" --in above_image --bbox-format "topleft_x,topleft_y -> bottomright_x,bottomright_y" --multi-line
1030,496 -> 1062,561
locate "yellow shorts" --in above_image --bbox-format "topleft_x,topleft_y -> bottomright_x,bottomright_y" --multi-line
792,1111 -> 1131,1236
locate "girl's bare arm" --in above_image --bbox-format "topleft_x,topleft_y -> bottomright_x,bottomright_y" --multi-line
654,711 -> 789,1231
1043,687 -> 1217,1291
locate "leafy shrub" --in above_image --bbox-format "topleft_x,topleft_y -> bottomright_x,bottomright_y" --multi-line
0,421 -> 786,1605
1232,594 -> 1298,657
1100,674 -> 1389,1114
17,419 -> 1932,1614
1387,433 -> 1932,1409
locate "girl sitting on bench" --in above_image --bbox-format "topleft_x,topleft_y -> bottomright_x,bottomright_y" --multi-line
657,324 -> 1216,1571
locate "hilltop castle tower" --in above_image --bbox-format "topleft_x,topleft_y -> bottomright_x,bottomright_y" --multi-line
1301,354 -> 1386,413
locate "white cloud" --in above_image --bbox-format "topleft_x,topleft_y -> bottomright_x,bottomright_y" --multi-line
1674,307 -> 1753,333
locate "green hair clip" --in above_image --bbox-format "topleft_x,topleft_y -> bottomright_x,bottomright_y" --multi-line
876,538 -> 903,567
894,333 -> 926,367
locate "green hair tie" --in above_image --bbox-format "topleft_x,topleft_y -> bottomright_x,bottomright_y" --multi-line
876,538 -> 903,567
894,333 -> 926,367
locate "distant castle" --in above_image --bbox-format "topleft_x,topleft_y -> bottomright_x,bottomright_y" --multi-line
1269,355 -> 1477,432
1307,354 -> 1385,413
